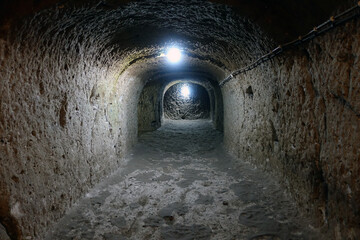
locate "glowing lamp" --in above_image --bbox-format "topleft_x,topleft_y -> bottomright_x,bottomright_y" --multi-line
166,47 -> 182,63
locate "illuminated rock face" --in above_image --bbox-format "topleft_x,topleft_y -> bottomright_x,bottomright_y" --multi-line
164,83 -> 210,120
0,0 -> 359,239
223,21 -> 360,239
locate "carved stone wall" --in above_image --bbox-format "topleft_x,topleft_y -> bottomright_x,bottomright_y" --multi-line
223,20 -> 360,239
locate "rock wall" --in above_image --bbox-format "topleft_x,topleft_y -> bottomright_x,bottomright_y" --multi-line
138,81 -> 162,133
0,2 -> 241,235
0,12 -> 141,240
1,0 -> 355,239
164,83 -> 210,120
223,20 -> 360,239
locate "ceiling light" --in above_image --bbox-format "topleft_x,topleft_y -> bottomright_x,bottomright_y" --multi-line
166,47 -> 182,63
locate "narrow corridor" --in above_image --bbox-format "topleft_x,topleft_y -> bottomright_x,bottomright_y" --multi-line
45,120 -> 319,240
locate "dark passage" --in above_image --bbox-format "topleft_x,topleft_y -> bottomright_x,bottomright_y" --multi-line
45,120 -> 319,240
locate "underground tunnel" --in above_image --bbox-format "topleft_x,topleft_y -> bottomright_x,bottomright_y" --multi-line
0,0 -> 359,239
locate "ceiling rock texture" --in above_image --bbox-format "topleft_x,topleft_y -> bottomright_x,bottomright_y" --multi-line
0,0 -> 359,239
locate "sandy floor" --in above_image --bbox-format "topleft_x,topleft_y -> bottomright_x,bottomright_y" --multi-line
45,119 -> 320,240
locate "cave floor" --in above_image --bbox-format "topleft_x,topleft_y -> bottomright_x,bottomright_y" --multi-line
45,119 -> 320,240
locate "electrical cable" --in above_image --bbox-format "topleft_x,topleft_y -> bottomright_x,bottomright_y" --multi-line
219,2 -> 360,87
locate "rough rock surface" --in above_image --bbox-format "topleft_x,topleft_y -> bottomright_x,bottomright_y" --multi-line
164,83 -> 210,120
45,120 -> 321,240
1,2 -> 266,237
0,224 -> 10,240
223,20 -> 360,239
138,81 -> 162,133
0,0 -> 358,239
0,7 -> 142,239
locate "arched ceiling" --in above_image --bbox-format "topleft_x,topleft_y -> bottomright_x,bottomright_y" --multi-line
0,0 -> 353,85
125,55 -> 226,83
1,0 -> 351,42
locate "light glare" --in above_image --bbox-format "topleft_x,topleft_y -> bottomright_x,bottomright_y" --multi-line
181,85 -> 190,98
167,48 -> 182,63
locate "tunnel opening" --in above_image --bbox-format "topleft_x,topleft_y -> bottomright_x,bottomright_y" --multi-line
136,61 -> 225,135
163,82 -> 211,120
137,76 -> 223,135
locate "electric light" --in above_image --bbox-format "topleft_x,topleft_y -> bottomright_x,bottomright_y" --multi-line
166,47 -> 182,63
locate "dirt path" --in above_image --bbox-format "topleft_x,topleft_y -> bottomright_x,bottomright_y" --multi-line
45,120 -> 320,240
